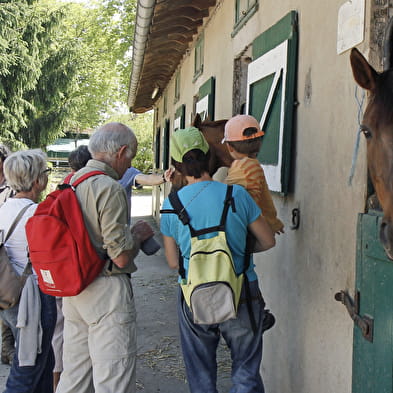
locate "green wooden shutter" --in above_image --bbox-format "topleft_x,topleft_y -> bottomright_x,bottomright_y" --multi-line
247,11 -> 298,194
154,127 -> 160,170
174,105 -> 186,130
196,77 -> 215,121
162,119 -> 170,170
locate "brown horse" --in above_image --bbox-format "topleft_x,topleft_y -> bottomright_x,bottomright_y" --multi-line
350,48 -> 393,259
170,114 -> 233,190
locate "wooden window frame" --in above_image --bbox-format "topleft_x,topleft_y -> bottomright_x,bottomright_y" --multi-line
174,104 -> 186,130
174,70 -> 181,104
195,77 -> 215,121
232,0 -> 258,37
193,35 -> 204,82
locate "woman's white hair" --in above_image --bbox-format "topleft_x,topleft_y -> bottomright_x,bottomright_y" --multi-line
4,149 -> 47,192
89,122 -> 137,162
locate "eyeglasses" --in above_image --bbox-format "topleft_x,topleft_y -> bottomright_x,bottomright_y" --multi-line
41,168 -> 52,175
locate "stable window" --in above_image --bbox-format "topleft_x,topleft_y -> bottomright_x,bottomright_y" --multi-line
174,105 -> 185,130
246,11 -> 298,195
194,35 -> 204,81
233,0 -> 258,35
163,93 -> 167,115
174,71 -> 181,104
195,77 -> 215,121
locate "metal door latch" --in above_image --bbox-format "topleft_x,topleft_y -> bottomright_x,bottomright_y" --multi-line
290,208 -> 300,230
334,290 -> 374,342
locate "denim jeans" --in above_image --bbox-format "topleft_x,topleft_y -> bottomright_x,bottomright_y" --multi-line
1,290 -> 56,393
177,279 -> 266,393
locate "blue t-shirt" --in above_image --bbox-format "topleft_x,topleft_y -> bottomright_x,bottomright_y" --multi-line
160,181 -> 261,281
119,167 -> 141,217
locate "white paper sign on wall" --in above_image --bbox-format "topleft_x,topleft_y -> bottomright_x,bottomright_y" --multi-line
337,0 -> 365,55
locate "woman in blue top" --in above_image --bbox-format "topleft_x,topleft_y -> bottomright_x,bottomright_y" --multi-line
160,127 -> 275,393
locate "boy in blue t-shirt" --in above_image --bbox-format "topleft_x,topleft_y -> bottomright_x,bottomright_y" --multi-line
160,127 -> 275,393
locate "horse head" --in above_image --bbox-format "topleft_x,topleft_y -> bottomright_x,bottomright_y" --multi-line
170,114 -> 233,191
350,48 -> 393,259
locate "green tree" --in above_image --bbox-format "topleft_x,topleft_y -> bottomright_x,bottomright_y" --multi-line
0,0 -> 54,144
1,0 -> 137,148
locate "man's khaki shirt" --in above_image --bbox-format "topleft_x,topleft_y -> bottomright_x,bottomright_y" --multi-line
71,159 -> 137,274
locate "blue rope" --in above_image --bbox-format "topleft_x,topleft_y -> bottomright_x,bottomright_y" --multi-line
348,126 -> 362,186
348,86 -> 365,186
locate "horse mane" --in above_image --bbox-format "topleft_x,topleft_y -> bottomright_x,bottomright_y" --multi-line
200,118 -> 228,128
192,113 -> 228,130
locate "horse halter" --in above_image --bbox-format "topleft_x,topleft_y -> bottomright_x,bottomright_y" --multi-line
348,86 -> 372,185
348,123 -> 372,186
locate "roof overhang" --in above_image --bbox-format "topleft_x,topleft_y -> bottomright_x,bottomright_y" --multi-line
128,0 -> 217,113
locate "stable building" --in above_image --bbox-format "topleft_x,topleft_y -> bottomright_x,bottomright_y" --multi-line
128,1 -> 393,392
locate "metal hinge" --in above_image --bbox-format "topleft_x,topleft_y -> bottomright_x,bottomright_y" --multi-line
334,290 -> 374,342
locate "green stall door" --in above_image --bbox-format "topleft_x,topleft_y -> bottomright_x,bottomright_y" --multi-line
353,212 -> 393,393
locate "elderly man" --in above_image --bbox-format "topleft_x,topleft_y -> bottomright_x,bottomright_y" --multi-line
56,123 -> 154,393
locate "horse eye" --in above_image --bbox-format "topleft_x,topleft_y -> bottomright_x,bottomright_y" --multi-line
361,127 -> 372,139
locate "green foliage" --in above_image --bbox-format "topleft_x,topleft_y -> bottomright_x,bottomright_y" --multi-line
0,0 -> 137,149
0,1 -> 44,142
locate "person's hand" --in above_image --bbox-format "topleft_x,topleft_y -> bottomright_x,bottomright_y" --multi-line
131,220 -> 154,244
164,167 -> 175,182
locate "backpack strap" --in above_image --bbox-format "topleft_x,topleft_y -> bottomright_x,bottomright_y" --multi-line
63,173 -> 73,184
218,185 -> 236,229
167,191 -> 191,226
165,191 -> 188,280
59,170 -> 105,190
160,186 -> 236,281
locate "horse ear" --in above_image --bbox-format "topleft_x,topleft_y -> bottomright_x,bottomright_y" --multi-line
193,113 -> 202,128
350,48 -> 378,91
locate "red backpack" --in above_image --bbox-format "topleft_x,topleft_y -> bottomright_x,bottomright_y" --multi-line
26,171 -> 107,296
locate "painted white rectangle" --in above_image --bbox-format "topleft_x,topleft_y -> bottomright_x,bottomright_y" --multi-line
246,40 -> 288,193
174,116 -> 181,130
196,95 -> 209,120
337,0 -> 365,55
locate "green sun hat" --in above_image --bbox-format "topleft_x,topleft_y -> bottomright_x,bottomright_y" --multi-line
170,127 -> 209,163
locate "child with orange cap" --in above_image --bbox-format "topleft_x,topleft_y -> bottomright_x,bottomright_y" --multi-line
222,114 -> 284,234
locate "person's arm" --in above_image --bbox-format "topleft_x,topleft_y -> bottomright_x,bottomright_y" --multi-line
112,250 -> 137,269
248,215 -> 276,252
135,173 -> 164,186
163,235 -> 179,269
135,169 -> 174,186
111,220 -> 154,268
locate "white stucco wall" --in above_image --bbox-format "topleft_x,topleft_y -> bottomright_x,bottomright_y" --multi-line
153,1 -> 370,392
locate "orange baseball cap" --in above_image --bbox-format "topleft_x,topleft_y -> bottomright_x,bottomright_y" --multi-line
221,114 -> 264,143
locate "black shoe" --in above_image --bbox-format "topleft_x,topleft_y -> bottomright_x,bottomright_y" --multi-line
262,310 -> 275,333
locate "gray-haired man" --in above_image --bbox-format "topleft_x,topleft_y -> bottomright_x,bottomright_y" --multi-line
57,123 -> 154,393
